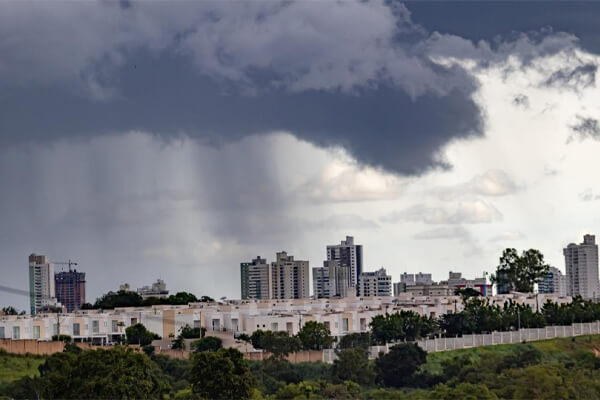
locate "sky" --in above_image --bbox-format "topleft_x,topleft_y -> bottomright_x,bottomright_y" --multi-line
1,1 -> 600,310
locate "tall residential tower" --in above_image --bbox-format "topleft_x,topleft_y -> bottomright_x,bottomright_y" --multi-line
326,236 -> 363,289
54,269 -> 86,313
271,251 -> 310,299
564,234 -> 600,300
29,254 -> 56,315
240,256 -> 271,300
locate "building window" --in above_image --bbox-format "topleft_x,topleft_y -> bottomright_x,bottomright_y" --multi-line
130,318 -> 137,325
212,319 -> 220,331
359,318 -> 366,331
73,323 -> 80,336
324,321 -> 330,330
342,318 -> 349,332
286,322 -> 293,334
12,326 -> 20,340
271,322 -> 278,331
33,326 -> 40,339
0,327 -> 4,339
92,320 -> 99,334
232,319 -> 239,332
112,320 -> 118,332
53,324 -> 59,336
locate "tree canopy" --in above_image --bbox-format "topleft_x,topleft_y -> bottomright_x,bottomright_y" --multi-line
126,323 -> 160,346
375,343 -> 427,388
297,321 -> 334,350
491,248 -> 550,293
8,347 -> 170,399
190,348 -> 255,399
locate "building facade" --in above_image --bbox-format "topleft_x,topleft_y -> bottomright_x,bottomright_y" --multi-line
29,254 -> 57,315
54,270 -> 86,313
538,267 -> 567,297
326,236 -> 363,289
137,279 -> 169,299
564,234 -> 600,300
0,292 -> 571,343
358,268 -> 392,297
446,271 -> 492,296
313,260 -> 351,299
240,256 -> 271,300
271,252 -> 310,299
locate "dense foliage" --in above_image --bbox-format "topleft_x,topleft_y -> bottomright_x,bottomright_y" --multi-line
491,248 -> 550,293
6,347 -> 169,399
190,348 -> 255,399
125,323 -> 160,346
83,290 -> 213,309
5,335 -> 600,399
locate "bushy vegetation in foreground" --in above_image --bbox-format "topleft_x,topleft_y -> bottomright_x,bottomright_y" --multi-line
3,335 -> 600,399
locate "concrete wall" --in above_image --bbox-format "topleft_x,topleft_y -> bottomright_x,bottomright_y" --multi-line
0,339 -> 64,355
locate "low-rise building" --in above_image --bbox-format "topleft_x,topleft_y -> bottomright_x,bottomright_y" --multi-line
445,271 -> 492,296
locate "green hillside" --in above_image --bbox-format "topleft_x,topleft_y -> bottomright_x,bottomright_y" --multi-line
2,335 -> 600,399
0,351 -> 44,395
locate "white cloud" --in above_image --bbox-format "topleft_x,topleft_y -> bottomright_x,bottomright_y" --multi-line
383,200 -> 502,225
431,169 -> 519,200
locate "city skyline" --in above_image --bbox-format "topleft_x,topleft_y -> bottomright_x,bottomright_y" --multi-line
2,1 -> 600,310
10,231 -> 595,312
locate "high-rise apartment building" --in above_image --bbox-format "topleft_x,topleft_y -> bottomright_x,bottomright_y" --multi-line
326,236 -> 363,289
55,269 -> 86,313
400,272 -> 415,286
271,252 -> 310,299
538,267 -> 567,297
241,256 -> 271,300
564,234 -> 600,300
312,260 -> 351,299
29,254 -> 56,315
358,268 -> 391,297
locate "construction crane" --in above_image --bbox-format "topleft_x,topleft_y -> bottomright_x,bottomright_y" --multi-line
53,260 -> 78,272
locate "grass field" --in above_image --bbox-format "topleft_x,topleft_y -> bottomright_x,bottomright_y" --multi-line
421,333 -> 600,376
0,350 -> 45,394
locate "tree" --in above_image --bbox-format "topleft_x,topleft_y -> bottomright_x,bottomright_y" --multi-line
126,323 -> 160,346
297,321 -> 334,350
250,329 -> 266,349
1,306 -> 19,315
167,292 -> 198,305
337,332 -> 371,349
370,311 -> 434,344
332,348 -> 375,385
455,287 -> 483,301
375,343 -> 427,388
491,248 -> 550,293
260,331 -> 301,358
92,290 -> 144,309
190,348 -> 254,399
9,347 -> 170,399
191,336 -> 223,352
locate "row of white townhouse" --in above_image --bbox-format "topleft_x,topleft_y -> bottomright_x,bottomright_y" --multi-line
0,293 -> 570,344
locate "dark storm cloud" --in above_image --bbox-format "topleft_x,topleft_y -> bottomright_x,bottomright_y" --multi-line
0,53 -> 481,175
406,2 -> 600,55
0,0 -> 484,175
569,116 -> 600,142
544,63 -> 597,90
